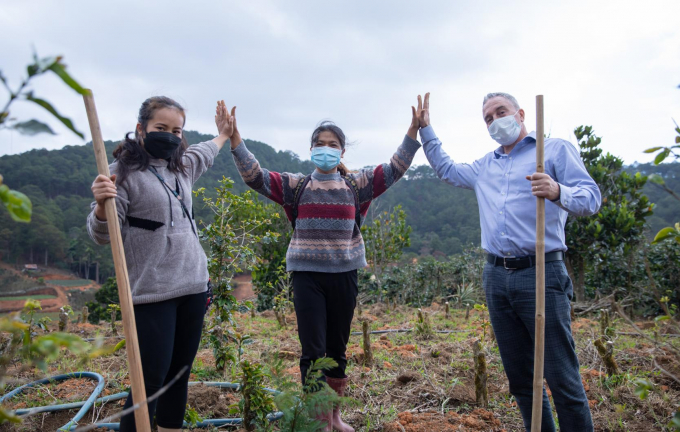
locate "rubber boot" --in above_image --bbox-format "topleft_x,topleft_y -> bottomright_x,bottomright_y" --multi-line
315,409 -> 333,431
325,377 -> 355,432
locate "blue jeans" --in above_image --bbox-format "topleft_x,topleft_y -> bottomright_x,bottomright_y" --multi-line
483,261 -> 593,432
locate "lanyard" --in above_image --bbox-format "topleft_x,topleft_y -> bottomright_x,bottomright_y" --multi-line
148,166 -> 197,236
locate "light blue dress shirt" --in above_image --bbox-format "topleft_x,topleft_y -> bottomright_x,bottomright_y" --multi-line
420,125 -> 601,257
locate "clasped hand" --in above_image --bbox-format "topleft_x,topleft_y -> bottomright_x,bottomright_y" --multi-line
526,173 -> 560,201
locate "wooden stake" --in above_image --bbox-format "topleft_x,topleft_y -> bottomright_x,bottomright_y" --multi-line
83,90 -> 151,432
362,320 -> 373,365
473,339 -> 488,407
531,95 -> 546,432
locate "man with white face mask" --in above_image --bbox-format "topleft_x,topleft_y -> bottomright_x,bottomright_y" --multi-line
417,92 -> 600,431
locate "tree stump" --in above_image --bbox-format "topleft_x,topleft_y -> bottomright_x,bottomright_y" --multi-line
81,306 -> 88,324
445,302 -> 450,319
594,337 -> 620,376
465,304 -> 471,321
274,307 -> 286,328
600,309 -> 614,339
473,339 -> 488,407
362,320 -> 373,366
58,311 -> 68,332
250,307 -> 255,319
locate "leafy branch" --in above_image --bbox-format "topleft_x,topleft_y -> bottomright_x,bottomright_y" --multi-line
1,51 -> 88,223
645,119 -> 680,244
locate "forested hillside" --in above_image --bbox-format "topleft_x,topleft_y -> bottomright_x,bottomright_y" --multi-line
1,130 -> 678,283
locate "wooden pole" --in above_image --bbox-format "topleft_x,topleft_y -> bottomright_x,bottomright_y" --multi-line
83,90 -> 151,432
531,95 -> 546,432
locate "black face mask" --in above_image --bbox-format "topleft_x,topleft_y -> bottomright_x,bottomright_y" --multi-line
143,131 -> 182,160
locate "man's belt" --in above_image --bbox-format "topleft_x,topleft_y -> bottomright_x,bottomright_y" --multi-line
486,251 -> 564,270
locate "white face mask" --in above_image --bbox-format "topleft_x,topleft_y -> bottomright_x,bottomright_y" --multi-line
488,112 -> 521,146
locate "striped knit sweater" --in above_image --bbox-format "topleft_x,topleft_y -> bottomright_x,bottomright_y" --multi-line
231,135 -> 421,273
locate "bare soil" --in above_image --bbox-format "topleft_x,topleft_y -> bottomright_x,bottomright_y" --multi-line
1,305 -> 680,431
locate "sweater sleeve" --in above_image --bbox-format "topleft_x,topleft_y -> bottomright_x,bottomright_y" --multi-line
231,141 -> 304,207
86,163 -> 130,245
183,140 -> 220,184
350,134 -> 421,206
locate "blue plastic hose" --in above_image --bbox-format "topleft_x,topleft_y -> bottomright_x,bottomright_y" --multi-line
0,372 -> 105,431
1,373 -> 283,431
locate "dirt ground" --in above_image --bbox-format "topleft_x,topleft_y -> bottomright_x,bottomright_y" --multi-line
1,302 -> 680,431
232,274 -> 255,301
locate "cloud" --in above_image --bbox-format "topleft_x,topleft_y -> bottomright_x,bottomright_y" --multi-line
1,0 -> 679,169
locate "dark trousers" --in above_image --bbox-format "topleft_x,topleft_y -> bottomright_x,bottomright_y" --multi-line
483,261 -> 593,432
119,291 -> 207,431
293,270 -> 358,385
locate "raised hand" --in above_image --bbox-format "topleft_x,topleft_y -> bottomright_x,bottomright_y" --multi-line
408,104 -> 420,140
418,92 -> 430,128
407,93 -> 430,140
215,100 -> 234,138
229,106 -> 241,150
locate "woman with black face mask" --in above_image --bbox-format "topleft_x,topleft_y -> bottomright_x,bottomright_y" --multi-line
87,97 -> 234,432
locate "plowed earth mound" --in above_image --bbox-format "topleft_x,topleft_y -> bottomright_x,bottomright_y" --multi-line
384,409 -> 504,432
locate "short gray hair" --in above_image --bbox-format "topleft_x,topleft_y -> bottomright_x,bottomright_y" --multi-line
483,92 -> 520,110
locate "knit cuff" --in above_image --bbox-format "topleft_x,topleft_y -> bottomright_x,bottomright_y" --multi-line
230,141 -> 249,159
205,139 -> 220,157
89,211 -> 109,234
402,133 -> 422,153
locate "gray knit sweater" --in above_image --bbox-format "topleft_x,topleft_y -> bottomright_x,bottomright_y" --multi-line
87,140 -> 219,305
231,136 -> 421,273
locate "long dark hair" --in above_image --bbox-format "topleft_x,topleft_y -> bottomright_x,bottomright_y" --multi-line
310,121 -> 352,176
112,96 -> 189,184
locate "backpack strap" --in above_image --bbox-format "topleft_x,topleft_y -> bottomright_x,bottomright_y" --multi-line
290,174 -> 362,231
342,175 -> 362,230
291,174 -> 312,229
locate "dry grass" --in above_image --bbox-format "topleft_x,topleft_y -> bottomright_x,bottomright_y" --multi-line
1,304 -> 679,431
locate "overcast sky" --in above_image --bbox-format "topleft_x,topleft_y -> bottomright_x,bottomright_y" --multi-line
2,0 -> 679,170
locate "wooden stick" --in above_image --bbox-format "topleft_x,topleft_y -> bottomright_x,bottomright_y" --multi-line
531,95 -> 546,432
82,90 -> 151,432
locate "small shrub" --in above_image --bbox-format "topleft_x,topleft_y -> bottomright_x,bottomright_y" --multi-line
274,358 -> 343,432
414,308 -> 433,339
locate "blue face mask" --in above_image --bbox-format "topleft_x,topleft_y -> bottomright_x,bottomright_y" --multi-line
311,146 -> 342,172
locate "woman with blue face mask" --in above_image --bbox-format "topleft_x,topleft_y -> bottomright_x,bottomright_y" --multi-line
229,97 -> 424,431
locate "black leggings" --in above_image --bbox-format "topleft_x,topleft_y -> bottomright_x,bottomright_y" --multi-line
293,270 -> 358,385
119,291 -> 207,431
